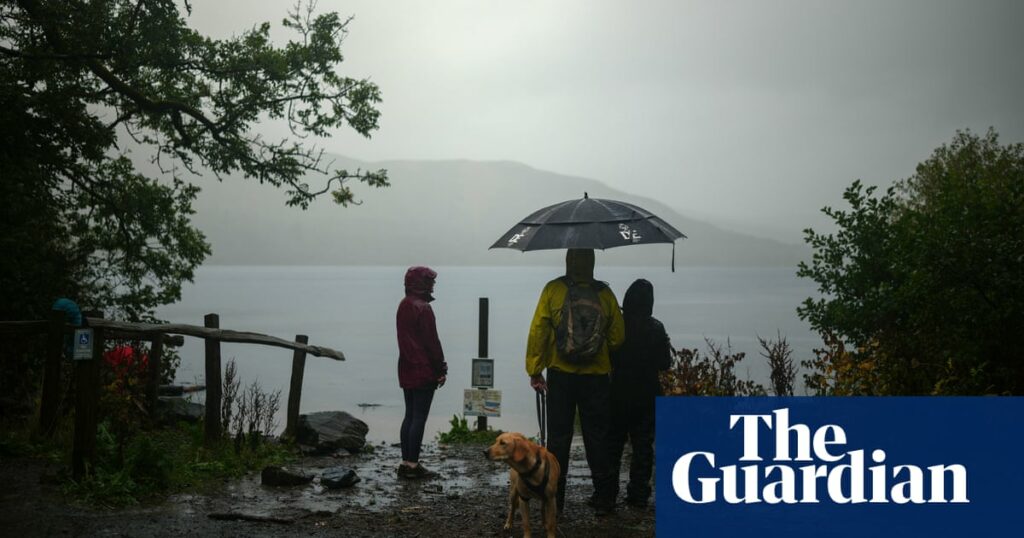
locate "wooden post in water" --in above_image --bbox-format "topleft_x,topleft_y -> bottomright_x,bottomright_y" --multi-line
39,309 -> 65,436
204,313 -> 222,446
477,298 -> 489,432
285,334 -> 309,441
72,311 -> 103,479
146,335 -> 164,415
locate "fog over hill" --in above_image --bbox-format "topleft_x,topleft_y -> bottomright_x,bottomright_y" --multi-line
180,155 -> 808,268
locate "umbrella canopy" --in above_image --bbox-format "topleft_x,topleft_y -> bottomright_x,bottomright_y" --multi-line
490,194 -> 685,252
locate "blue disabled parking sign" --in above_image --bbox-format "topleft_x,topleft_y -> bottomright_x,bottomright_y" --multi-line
73,328 -> 93,360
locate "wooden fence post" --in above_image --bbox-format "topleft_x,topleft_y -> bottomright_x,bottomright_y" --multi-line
477,298 -> 489,432
204,313 -> 222,446
72,311 -> 103,479
146,335 -> 164,415
285,334 -> 309,440
39,309 -> 65,436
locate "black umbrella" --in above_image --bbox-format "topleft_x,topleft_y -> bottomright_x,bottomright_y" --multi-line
490,193 -> 686,270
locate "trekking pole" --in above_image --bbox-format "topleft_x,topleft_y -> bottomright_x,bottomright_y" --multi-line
536,390 -> 547,447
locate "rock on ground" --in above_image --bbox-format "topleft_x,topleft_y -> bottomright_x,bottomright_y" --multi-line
320,467 -> 360,489
297,411 -> 369,454
156,396 -> 204,424
261,466 -> 313,487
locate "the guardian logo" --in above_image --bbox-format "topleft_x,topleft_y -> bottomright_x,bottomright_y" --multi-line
657,398 -> 1022,537
672,408 -> 969,505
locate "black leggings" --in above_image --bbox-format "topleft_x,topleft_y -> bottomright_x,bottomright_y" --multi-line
400,385 -> 436,462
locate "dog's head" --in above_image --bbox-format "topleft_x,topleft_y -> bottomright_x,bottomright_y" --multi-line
483,432 -> 529,463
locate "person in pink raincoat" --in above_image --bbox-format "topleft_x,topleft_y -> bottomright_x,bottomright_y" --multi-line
396,266 -> 448,479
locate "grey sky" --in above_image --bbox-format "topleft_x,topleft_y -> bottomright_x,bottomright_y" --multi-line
188,0 -> 1024,242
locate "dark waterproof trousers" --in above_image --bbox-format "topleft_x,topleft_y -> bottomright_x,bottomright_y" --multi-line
546,369 -> 615,511
400,385 -> 435,463
608,395 -> 656,503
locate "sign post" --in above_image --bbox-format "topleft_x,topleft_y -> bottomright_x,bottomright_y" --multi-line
72,314 -> 102,479
476,298 -> 492,431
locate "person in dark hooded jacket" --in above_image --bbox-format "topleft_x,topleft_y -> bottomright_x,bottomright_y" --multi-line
396,266 -> 448,479
608,278 -> 672,507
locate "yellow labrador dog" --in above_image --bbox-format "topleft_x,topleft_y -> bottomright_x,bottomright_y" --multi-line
484,432 -> 560,538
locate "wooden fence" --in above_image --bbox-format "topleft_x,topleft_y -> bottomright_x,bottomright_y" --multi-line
1,310 -> 344,479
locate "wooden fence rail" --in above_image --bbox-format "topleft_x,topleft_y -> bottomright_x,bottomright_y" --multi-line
1,311 -> 344,478
83,318 -> 345,361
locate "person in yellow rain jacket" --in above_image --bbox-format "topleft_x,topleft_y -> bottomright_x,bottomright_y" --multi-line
526,248 -> 625,516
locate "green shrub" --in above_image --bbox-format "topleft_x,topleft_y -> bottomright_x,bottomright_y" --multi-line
126,435 -> 173,490
62,420 -> 294,506
798,129 -> 1024,395
64,466 -> 139,507
438,414 -> 501,444
660,338 -> 767,396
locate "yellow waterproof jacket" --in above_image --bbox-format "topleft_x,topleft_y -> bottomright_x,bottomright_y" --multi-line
525,278 -> 626,376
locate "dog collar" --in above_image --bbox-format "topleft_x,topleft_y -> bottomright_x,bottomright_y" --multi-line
520,454 -> 550,500
525,453 -> 543,476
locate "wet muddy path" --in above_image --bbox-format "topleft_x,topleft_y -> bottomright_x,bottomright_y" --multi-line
1,442 -> 654,537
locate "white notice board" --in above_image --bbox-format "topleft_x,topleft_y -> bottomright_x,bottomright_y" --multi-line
463,389 -> 501,417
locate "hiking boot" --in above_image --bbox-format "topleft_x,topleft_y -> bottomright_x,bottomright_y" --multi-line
589,494 -> 616,516
625,495 -> 649,508
400,463 -> 439,480
592,498 -> 616,516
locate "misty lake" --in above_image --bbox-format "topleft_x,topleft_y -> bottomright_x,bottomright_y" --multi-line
157,265 -> 819,442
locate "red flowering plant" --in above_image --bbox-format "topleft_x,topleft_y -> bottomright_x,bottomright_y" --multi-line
104,345 -> 150,381
99,344 -> 151,465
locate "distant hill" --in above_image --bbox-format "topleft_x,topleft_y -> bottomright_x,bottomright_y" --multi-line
180,155 -> 808,267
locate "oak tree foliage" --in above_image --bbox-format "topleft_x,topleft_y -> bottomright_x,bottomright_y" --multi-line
1,0 -> 385,406
1,0 -> 386,321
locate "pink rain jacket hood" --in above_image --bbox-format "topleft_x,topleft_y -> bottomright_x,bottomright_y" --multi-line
396,266 -> 447,389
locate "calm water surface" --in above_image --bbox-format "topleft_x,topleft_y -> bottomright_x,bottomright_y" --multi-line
157,265 -> 818,442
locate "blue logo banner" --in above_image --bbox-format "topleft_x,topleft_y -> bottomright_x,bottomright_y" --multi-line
655,397 -> 1024,537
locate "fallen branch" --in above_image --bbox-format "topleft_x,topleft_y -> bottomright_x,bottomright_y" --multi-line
208,512 -> 294,525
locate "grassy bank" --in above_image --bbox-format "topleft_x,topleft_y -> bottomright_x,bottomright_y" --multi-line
2,418 -> 293,507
